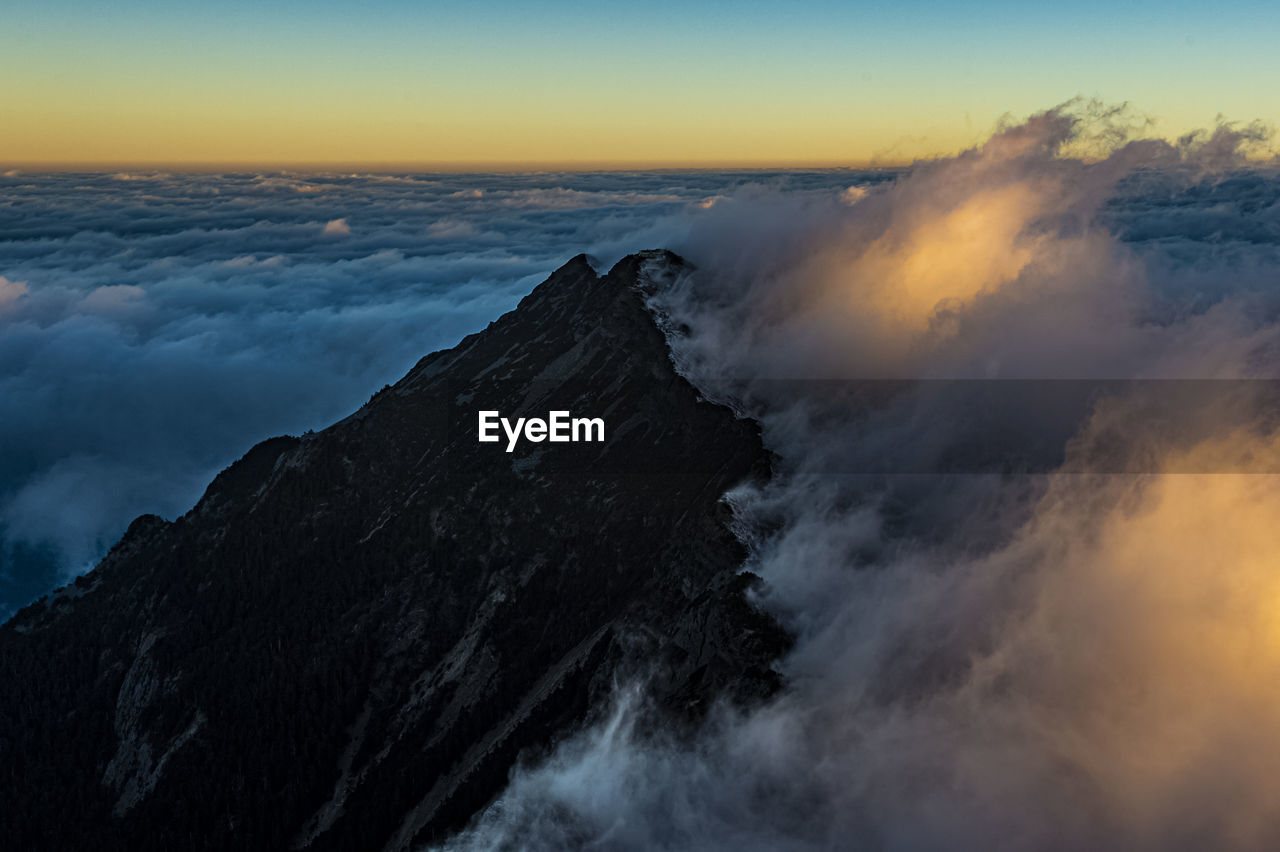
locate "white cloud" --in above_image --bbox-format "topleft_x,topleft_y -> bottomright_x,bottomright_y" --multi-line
0,275 -> 28,313
79,284 -> 146,314
426,218 -> 480,239
322,217 -> 351,236
446,103 -> 1280,852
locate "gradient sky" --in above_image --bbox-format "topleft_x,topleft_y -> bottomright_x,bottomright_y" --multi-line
3,0 -> 1278,166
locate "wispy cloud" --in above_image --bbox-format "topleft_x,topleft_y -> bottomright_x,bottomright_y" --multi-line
445,104 -> 1280,852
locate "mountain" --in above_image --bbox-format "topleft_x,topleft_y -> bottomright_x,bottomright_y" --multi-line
0,251 -> 789,851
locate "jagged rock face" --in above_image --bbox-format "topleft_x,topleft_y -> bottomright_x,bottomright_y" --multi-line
0,252 -> 788,851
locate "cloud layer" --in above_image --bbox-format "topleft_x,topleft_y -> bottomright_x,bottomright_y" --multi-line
442,106 -> 1280,851
0,168 -> 889,617
10,107 -> 1280,848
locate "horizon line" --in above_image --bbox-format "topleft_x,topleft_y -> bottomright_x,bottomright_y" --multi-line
0,158 -> 914,174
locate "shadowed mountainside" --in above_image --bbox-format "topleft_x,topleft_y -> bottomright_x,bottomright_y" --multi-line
0,251 -> 788,851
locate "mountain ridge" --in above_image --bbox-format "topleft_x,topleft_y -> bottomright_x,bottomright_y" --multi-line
1,250 -> 789,851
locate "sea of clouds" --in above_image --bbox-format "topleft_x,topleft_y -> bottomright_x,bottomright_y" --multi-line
0,168 -> 888,618
8,103 -> 1280,850
440,105 -> 1280,851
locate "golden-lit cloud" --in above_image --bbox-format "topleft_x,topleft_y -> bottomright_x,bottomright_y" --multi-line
446,105 -> 1280,850
841,183 -> 1043,331
930,417 -> 1280,847
0,275 -> 28,314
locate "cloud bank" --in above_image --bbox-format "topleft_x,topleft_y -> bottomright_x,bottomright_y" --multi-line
10,105 -> 1280,848
1,168 -> 884,617
442,105 -> 1280,851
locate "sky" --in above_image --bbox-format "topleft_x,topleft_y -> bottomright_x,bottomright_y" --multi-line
4,0 -> 1279,166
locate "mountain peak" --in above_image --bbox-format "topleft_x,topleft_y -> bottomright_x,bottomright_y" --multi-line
1,251 -> 787,851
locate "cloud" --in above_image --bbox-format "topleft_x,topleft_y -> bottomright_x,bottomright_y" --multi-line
110,172 -> 171,182
16,114 -> 1280,845
2,454 -> 209,583
443,104 -> 1280,851
0,275 -> 27,313
837,185 -> 867,205
426,218 -> 481,239
79,283 -> 147,314
322,217 -> 351,236
0,167 -> 843,618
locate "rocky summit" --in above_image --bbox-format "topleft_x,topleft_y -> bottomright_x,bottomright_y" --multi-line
0,251 -> 789,851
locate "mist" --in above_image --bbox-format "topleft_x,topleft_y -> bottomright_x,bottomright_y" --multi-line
441,104 -> 1280,851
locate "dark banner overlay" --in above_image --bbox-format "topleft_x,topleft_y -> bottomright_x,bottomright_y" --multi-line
440,379 -> 1280,476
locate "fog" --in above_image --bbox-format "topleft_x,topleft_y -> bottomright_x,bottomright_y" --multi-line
442,104 -> 1280,851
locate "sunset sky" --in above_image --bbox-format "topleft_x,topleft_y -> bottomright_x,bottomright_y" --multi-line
4,0 -> 1278,166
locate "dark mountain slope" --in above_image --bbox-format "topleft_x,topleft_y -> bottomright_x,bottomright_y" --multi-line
0,251 -> 788,851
